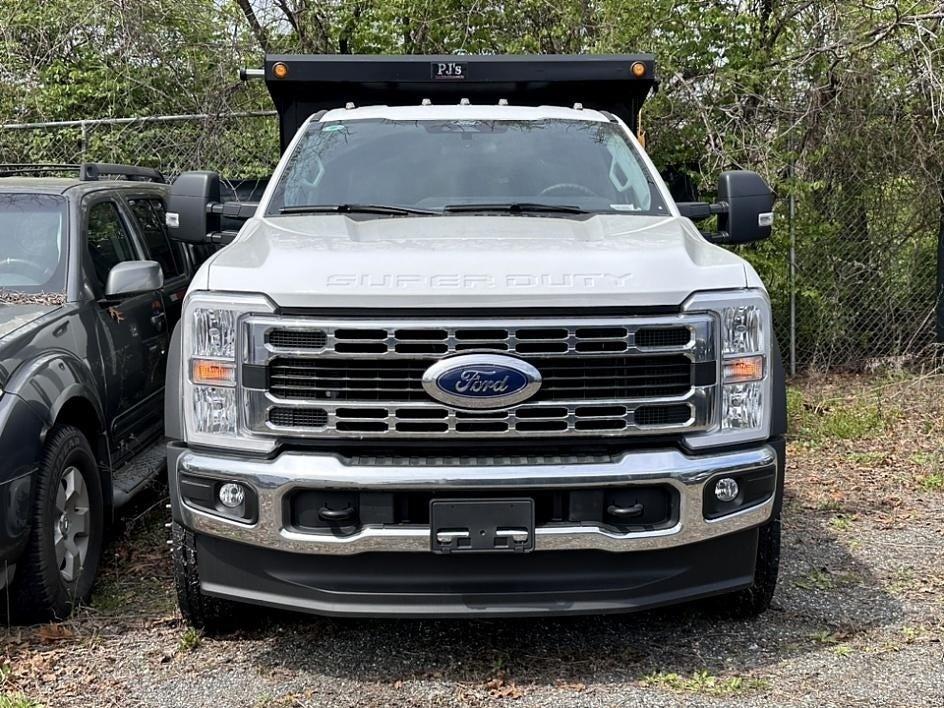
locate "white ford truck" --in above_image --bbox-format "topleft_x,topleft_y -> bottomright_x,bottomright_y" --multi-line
163,55 -> 785,628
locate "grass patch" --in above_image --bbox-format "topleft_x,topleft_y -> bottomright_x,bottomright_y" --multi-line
918,472 -> 944,491
179,628 -> 202,653
845,451 -> 886,465
795,568 -> 836,591
0,695 -> 43,708
641,670 -> 768,696
788,387 -> 898,443
809,629 -> 842,645
829,514 -> 856,532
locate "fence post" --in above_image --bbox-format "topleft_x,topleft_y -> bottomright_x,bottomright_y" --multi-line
79,121 -> 88,161
789,161 -> 797,376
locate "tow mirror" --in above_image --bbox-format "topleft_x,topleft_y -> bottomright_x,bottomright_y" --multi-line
677,170 -> 775,245
166,171 -> 257,245
105,260 -> 163,297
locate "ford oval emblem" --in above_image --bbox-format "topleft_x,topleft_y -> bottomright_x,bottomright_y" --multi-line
422,354 -> 542,409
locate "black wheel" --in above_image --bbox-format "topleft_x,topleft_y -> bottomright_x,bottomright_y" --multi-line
714,514 -> 781,618
171,521 -> 237,632
7,425 -> 104,623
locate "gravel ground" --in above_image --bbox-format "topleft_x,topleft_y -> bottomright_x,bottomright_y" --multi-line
3,373 -> 943,708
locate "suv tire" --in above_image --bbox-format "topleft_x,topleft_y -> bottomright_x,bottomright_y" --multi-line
171,521 -> 237,632
7,425 -> 104,623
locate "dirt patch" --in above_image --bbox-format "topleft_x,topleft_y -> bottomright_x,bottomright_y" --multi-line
3,374 -> 943,707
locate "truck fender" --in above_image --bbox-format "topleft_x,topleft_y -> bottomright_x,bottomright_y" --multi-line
165,321 -> 184,441
0,390 -> 46,565
1,350 -> 107,564
2,352 -> 110,504
5,351 -> 106,441
770,335 -> 787,439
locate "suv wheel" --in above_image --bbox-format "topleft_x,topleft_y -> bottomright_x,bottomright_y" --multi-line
7,425 -> 104,623
171,521 -> 237,632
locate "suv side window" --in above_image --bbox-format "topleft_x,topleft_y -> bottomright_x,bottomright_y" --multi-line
87,200 -> 138,289
128,198 -> 183,279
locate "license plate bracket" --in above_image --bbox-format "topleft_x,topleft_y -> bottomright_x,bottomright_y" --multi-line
430,498 -> 535,554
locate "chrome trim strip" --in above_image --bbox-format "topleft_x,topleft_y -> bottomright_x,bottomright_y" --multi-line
245,314 -> 716,361
248,387 -> 711,438
176,444 -> 776,555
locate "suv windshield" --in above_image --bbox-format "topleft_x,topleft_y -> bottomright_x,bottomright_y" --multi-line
0,194 -> 68,294
267,118 -> 668,217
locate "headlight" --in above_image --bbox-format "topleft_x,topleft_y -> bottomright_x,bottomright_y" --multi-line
181,291 -> 276,452
683,289 -> 772,448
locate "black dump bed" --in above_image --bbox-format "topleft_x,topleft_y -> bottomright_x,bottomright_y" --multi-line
262,54 -> 657,152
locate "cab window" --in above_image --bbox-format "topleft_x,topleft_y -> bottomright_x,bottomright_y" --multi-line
86,201 -> 137,289
129,198 -> 183,279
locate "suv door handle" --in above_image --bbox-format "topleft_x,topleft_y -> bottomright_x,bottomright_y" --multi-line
150,312 -> 166,331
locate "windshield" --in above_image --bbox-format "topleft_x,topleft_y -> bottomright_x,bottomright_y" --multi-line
267,118 -> 668,216
0,194 -> 68,295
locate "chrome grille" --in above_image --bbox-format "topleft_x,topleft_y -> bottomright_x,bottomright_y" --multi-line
243,315 -> 717,439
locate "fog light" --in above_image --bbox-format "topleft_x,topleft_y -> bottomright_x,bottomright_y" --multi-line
714,477 -> 739,503
219,482 -> 246,508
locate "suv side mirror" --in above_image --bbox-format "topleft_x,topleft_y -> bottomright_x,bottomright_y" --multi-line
166,171 -> 258,245
677,170 -> 775,245
105,260 -> 163,297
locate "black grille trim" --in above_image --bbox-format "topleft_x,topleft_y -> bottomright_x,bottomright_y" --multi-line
267,354 -> 693,402
269,407 -> 328,428
635,404 -> 692,427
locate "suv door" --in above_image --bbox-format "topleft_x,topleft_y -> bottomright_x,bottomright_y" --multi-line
126,196 -> 190,329
84,198 -> 168,463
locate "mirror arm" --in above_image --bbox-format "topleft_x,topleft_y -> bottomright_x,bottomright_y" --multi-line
206,201 -> 258,220
677,200 -> 728,222
205,230 -> 240,245
704,231 -> 733,245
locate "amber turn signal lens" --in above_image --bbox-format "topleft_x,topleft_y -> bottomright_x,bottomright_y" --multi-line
630,62 -> 647,78
723,355 -> 765,384
272,61 -> 289,79
192,359 -> 236,386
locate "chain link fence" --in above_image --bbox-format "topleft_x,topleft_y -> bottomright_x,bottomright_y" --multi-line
0,112 -> 279,179
2,112 -> 941,374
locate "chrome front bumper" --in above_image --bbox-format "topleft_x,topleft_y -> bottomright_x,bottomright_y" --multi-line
173,444 -> 777,555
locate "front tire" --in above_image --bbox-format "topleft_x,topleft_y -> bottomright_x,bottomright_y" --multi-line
7,425 -> 104,623
715,514 -> 781,618
172,522 -> 237,633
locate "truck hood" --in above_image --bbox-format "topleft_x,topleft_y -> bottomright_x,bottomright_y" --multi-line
204,214 -> 751,309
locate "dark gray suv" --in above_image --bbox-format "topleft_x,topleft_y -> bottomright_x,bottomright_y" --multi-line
0,164 -> 202,622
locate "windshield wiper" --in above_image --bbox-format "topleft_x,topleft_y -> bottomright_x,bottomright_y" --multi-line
442,202 -> 589,214
279,203 -> 438,216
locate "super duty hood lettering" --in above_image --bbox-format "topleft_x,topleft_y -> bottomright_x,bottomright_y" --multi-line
205,214 -> 748,308
326,273 -> 633,289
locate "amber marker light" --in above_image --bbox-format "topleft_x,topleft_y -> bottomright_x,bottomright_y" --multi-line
272,61 -> 289,79
723,355 -> 765,384
192,359 -> 236,386
630,62 -> 647,78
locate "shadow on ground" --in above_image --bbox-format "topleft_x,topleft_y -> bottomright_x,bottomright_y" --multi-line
210,490 -> 903,688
